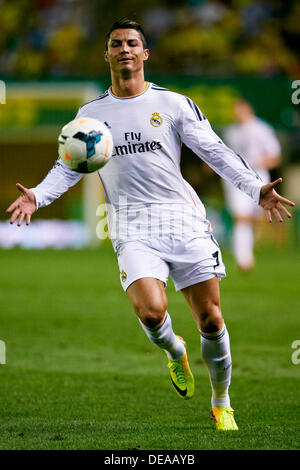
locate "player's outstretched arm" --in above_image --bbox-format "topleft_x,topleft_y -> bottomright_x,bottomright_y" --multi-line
6,183 -> 37,226
259,178 -> 295,223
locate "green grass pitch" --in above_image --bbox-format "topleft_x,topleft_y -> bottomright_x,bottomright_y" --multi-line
0,244 -> 299,450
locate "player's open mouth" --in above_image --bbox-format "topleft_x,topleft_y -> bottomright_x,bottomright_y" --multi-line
119,58 -> 133,62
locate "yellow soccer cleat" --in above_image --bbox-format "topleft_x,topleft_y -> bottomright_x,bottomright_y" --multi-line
167,337 -> 195,400
210,406 -> 238,431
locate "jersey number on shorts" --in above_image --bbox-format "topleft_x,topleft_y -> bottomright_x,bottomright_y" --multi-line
212,251 -> 220,268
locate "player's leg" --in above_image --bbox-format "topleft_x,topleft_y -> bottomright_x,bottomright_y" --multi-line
223,178 -> 255,271
127,277 -> 185,359
181,277 -> 231,404
118,241 -> 185,359
233,215 -> 255,271
126,277 -> 167,327
126,277 -> 194,399
181,275 -> 223,333
181,277 -> 237,430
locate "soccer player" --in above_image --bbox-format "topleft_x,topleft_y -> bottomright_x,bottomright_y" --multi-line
6,19 -> 295,431
222,99 -> 282,271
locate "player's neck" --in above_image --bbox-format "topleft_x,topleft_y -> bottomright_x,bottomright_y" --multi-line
110,73 -> 147,98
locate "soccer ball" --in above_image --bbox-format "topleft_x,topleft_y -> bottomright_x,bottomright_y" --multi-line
58,117 -> 113,173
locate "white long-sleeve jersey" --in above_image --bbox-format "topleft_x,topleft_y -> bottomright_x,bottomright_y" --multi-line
31,82 -> 264,247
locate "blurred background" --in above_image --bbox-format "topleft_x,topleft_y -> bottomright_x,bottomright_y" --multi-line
1,2 -> 300,451
1,0 -> 300,249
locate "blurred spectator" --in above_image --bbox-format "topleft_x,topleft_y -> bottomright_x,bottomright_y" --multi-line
241,0 -> 273,37
142,6 -> 176,48
192,0 -> 229,27
0,0 -> 298,78
47,23 -> 85,75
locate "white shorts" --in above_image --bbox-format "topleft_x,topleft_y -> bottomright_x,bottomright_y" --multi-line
116,234 -> 226,292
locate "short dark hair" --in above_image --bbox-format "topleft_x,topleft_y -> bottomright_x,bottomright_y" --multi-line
105,18 -> 147,50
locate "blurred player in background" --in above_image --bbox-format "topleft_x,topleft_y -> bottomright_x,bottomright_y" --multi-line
223,100 -> 281,271
6,19 -> 294,432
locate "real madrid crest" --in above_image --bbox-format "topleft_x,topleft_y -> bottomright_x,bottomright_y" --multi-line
120,270 -> 127,282
150,112 -> 163,127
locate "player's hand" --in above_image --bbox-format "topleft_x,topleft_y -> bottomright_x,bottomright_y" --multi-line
259,178 -> 295,223
6,183 -> 37,226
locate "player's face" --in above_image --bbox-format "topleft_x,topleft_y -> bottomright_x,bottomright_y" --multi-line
104,29 -> 149,75
234,101 -> 253,123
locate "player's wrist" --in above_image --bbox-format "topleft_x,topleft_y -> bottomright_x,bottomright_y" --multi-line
29,188 -> 39,211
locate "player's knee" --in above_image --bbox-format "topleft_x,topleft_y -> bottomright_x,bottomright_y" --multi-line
138,302 -> 167,329
199,303 -> 223,333
235,215 -> 253,224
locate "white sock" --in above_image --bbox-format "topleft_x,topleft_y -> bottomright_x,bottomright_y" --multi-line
233,221 -> 254,269
139,311 -> 186,360
200,324 -> 232,408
